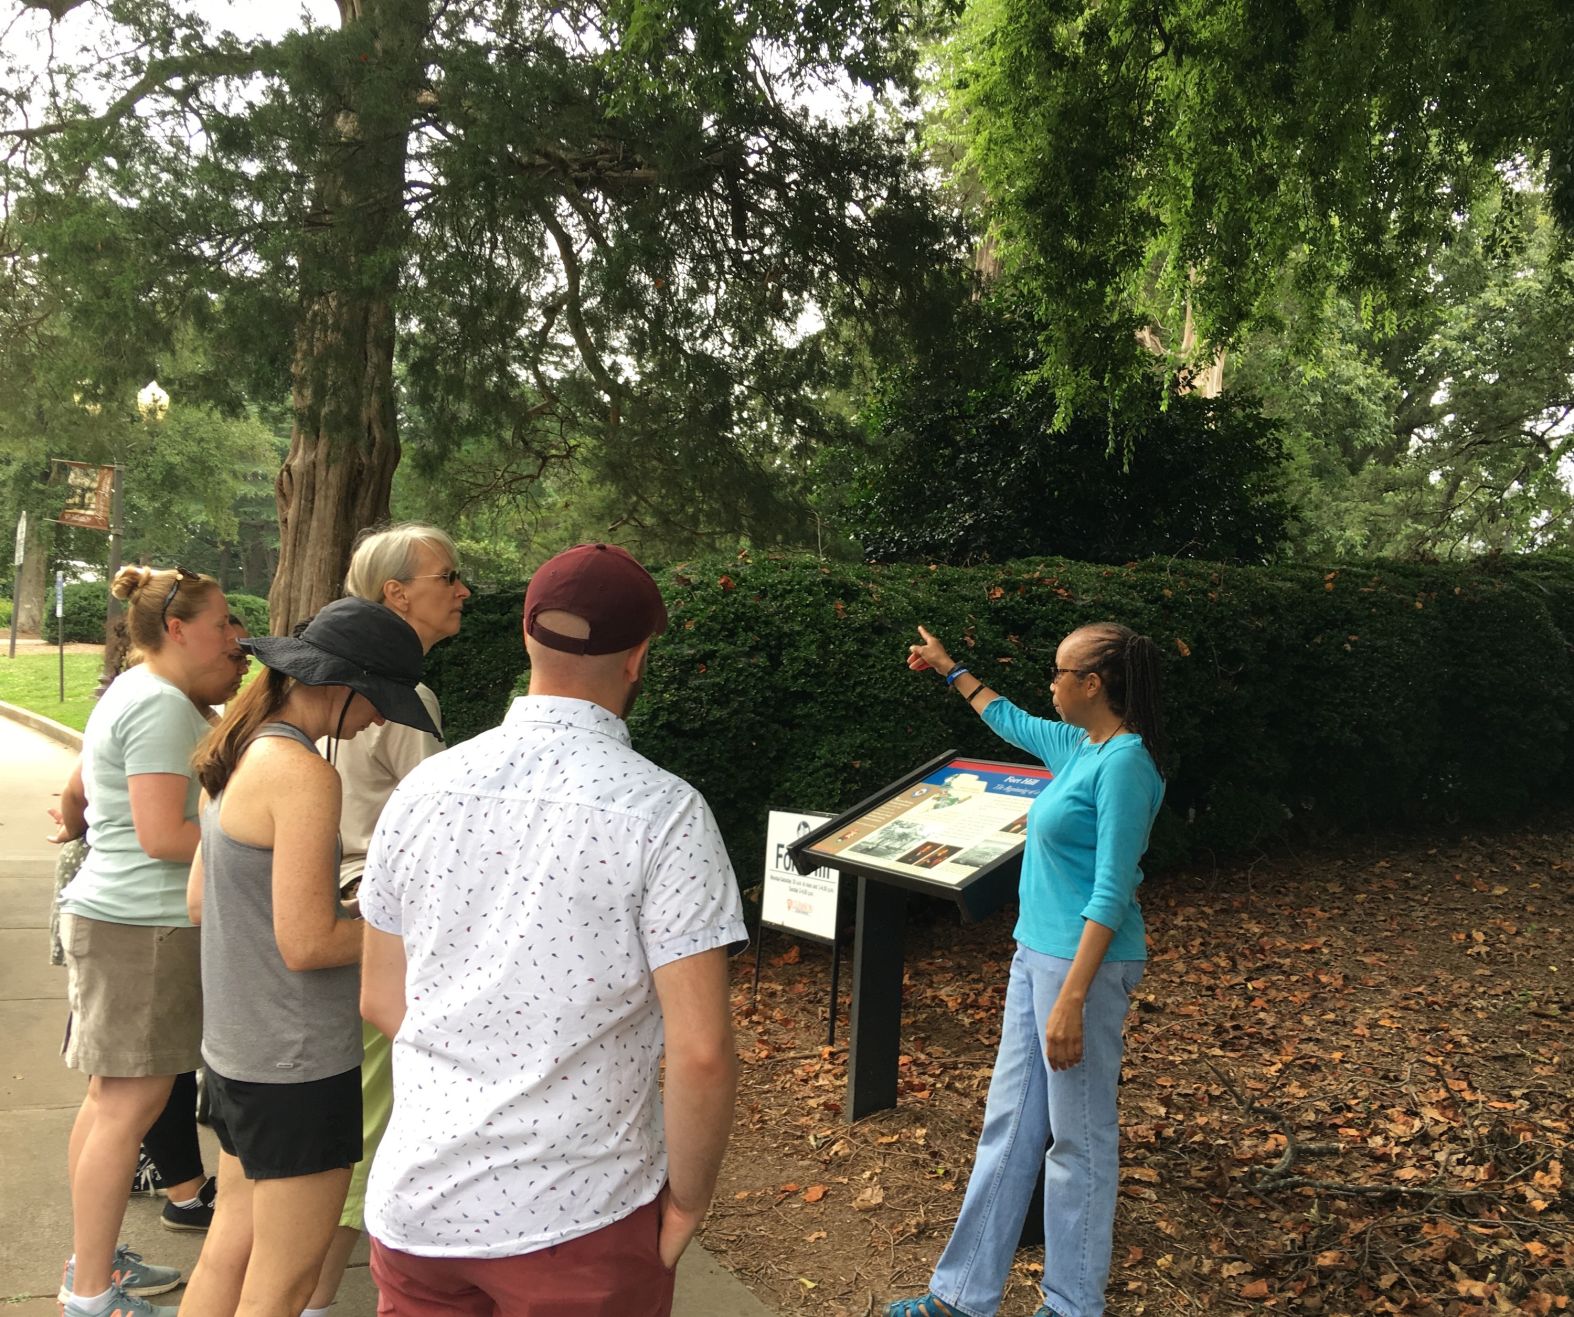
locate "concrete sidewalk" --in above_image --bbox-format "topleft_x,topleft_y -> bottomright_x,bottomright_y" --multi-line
0,713 -> 772,1315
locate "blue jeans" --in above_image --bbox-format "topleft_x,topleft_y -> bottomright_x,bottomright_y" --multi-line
930,944 -> 1143,1317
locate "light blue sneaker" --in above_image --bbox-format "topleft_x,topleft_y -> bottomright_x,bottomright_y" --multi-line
885,1298 -> 966,1317
57,1246 -> 181,1303
59,1282 -> 178,1316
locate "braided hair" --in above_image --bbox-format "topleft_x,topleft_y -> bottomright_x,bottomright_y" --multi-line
1070,622 -> 1169,777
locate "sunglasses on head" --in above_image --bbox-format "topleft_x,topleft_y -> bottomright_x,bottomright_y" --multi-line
159,566 -> 200,632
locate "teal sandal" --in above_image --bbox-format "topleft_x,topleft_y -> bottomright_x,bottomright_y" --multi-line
884,1297 -> 965,1317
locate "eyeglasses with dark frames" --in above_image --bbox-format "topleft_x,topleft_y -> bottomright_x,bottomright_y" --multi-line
404,569 -> 465,586
1048,666 -> 1094,683
159,565 -> 200,632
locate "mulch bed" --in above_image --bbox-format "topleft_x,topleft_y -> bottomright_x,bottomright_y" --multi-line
701,816 -> 1574,1316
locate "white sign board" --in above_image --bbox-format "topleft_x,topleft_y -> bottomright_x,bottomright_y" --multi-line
55,571 -> 64,617
761,810 -> 839,943
14,511 -> 26,565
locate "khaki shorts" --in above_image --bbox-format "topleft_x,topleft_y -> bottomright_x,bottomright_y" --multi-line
61,914 -> 203,1077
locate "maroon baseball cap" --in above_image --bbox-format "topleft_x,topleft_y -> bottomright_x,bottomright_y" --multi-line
524,543 -> 669,655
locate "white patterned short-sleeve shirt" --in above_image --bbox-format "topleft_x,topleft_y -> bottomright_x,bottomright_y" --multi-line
359,695 -> 745,1259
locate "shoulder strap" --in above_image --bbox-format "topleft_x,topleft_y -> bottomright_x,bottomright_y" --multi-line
249,721 -> 321,755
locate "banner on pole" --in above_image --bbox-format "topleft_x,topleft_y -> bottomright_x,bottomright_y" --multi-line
50,460 -> 115,531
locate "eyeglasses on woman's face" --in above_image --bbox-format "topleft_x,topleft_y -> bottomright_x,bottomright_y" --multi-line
159,565 -> 200,631
404,568 -> 465,587
1048,665 -> 1093,684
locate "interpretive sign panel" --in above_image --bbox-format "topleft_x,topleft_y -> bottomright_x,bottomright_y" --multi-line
797,754 -> 1052,899
760,810 -> 837,943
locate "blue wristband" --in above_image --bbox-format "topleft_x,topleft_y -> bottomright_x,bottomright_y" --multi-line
945,665 -> 970,687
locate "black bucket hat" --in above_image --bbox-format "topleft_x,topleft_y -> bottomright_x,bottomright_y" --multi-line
239,597 -> 439,736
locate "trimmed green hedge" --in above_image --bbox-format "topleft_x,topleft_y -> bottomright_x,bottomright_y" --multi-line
43,582 -> 110,644
423,589 -> 528,748
225,593 -> 270,636
44,585 -> 272,645
423,553 -> 1574,879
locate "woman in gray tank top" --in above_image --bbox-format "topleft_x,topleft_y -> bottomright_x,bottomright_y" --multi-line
177,598 -> 439,1317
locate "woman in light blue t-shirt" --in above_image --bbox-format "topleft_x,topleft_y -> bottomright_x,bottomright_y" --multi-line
56,565 -> 242,1317
889,622 -> 1168,1317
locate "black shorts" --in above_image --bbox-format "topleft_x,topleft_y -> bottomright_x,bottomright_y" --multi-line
206,1066 -> 363,1180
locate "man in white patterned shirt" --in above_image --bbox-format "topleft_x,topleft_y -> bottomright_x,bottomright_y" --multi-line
359,543 -> 745,1316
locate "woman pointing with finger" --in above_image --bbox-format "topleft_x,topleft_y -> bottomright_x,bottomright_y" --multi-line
888,622 -> 1167,1317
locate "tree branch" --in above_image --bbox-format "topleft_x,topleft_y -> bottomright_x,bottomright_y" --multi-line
1,45 -> 271,145
532,199 -> 619,407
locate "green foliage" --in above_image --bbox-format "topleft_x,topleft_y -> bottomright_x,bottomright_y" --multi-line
0,338 -> 286,590
389,437 -> 754,585
42,581 -> 110,645
932,0 -> 1574,417
1233,189 -> 1574,558
426,552 -> 1572,883
422,589 -> 527,749
223,593 -> 270,637
3,0 -> 963,558
844,295 -> 1289,564
0,598 -> 9,628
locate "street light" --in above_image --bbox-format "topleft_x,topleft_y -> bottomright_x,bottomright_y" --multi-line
136,379 -> 170,421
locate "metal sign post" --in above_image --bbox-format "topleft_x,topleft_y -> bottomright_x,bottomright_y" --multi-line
788,751 -> 1054,1121
6,511 -> 24,660
752,811 -> 844,1046
45,458 -> 120,696
55,570 -> 65,700
99,465 -> 125,695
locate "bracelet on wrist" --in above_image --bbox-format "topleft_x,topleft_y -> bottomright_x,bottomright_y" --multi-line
944,665 -> 970,687
966,679 -> 990,704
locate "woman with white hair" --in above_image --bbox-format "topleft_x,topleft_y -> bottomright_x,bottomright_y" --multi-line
303,523 -> 468,1317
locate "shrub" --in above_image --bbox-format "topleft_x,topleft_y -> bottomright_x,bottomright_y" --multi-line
0,597 -> 10,629
425,552 -> 1572,881
631,555 -> 1573,877
43,581 -> 111,644
224,593 -> 270,637
422,587 -> 527,747
44,585 -> 273,647
845,295 -> 1290,566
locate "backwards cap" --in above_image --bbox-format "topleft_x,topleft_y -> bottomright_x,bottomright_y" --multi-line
524,543 -> 668,656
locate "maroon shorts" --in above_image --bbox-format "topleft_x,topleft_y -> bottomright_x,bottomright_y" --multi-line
370,1199 -> 677,1316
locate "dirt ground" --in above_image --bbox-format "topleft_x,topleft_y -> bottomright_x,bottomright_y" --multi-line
704,816 -> 1574,1316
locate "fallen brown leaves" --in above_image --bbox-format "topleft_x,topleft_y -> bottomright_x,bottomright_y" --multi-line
703,817 -> 1574,1315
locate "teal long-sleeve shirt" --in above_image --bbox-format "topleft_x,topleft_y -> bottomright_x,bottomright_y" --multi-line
981,697 -> 1164,962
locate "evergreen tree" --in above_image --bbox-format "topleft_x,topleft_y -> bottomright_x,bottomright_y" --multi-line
2,0 -> 957,626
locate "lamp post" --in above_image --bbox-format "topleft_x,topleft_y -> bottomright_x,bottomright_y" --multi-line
93,381 -> 165,694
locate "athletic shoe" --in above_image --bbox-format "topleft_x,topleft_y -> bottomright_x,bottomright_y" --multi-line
57,1247 -> 181,1303
129,1150 -> 164,1197
59,1282 -> 178,1316
885,1297 -> 965,1317
159,1174 -> 216,1232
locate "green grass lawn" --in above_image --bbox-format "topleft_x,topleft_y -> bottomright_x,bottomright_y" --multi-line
0,653 -> 103,730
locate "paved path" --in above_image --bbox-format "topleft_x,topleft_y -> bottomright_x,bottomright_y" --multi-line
0,714 -> 772,1315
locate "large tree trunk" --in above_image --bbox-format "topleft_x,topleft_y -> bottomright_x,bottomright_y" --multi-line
14,516 -> 48,634
241,524 -> 275,594
268,0 -> 428,633
272,295 -> 403,630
